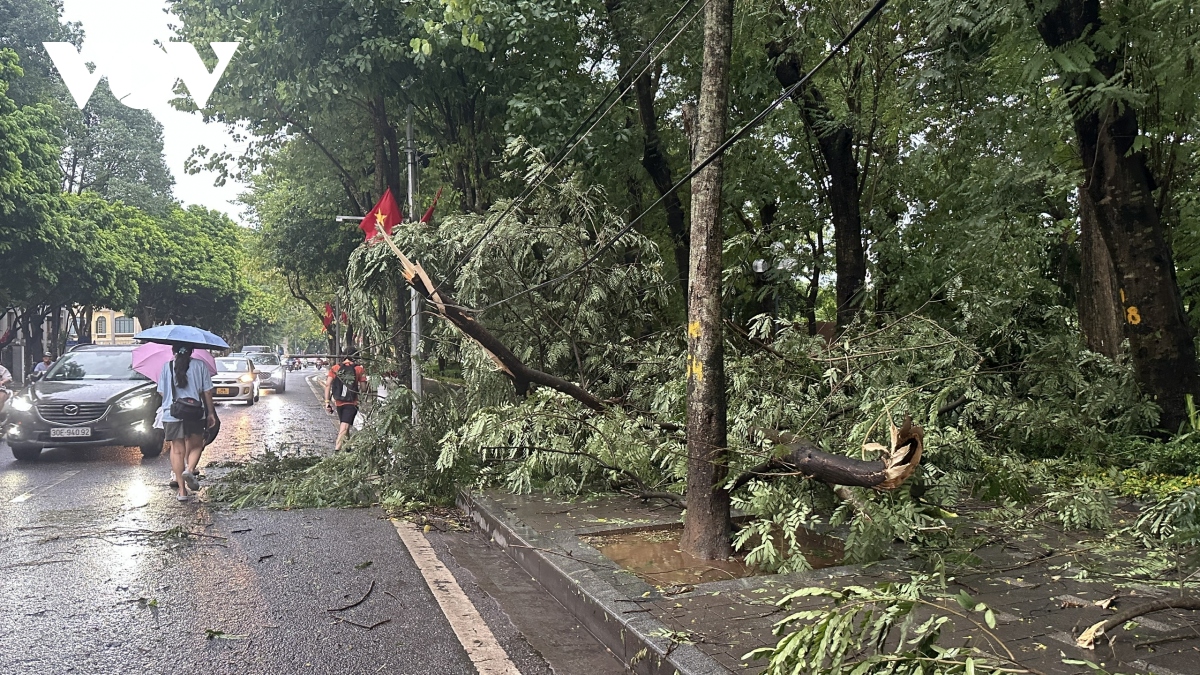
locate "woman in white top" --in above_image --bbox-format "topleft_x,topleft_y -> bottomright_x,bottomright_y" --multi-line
157,346 -> 217,501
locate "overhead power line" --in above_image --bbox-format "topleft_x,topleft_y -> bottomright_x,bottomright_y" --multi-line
468,0 -> 892,313
452,0 -> 704,273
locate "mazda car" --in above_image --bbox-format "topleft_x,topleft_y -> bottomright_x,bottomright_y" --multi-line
240,352 -> 287,393
4,345 -> 164,461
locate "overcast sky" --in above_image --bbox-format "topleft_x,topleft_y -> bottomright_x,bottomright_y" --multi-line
60,0 -> 249,222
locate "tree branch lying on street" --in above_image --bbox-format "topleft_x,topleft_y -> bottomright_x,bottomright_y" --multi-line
1077,596 -> 1200,649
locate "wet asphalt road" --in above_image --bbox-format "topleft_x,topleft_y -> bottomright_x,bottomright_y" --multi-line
0,371 -> 624,675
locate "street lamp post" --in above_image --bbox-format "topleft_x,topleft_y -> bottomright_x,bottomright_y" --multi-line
406,104 -> 422,423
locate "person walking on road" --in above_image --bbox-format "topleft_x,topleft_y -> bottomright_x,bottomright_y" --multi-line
158,345 -> 217,501
324,353 -> 367,452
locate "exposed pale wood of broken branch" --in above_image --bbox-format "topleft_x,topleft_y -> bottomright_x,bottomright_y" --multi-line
731,416 -> 924,493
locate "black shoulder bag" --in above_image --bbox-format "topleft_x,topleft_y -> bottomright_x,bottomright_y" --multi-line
169,361 -> 207,422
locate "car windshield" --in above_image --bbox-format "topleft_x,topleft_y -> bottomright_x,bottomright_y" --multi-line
248,354 -> 279,366
44,351 -> 147,381
215,358 -> 249,372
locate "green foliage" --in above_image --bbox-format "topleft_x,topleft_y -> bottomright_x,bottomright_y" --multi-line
1041,476 -> 1114,531
211,390 -> 473,510
747,575 -> 1012,675
130,205 -> 251,333
0,48 -> 63,307
1133,486 -> 1200,548
61,82 -> 176,216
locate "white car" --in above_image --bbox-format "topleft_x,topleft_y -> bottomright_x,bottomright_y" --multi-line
212,357 -> 260,405
241,352 -> 287,393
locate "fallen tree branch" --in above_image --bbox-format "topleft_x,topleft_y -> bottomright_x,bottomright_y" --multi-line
1100,597 -> 1200,633
621,489 -> 686,508
730,417 -> 924,494
374,232 -> 923,495
1077,596 -> 1200,649
375,231 -> 605,410
936,394 -> 969,417
327,580 -> 375,613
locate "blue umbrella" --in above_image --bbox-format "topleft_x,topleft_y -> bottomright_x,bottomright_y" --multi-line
134,325 -> 230,350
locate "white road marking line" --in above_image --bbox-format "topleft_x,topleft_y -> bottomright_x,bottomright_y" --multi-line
10,470 -> 82,503
392,520 -> 521,675
306,374 -> 325,402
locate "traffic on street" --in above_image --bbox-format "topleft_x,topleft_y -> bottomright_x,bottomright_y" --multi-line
1,370 -> 624,675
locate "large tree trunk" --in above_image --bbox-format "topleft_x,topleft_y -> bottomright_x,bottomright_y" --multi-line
1077,187 -> 1123,359
78,306 -> 93,345
604,0 -> 691,297
768,33 -> 866,331
679,0 -> 734,561
1035,0 -> 1199,431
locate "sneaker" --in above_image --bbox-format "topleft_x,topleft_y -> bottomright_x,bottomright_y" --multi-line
182,471 -> 200,491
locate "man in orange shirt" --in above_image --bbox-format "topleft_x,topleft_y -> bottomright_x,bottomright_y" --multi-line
323,352 -> 367,452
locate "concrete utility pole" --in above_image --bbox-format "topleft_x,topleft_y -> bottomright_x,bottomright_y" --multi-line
407,104 -> 422,422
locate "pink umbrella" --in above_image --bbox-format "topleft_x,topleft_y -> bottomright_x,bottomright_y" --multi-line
132,343 -> 218,382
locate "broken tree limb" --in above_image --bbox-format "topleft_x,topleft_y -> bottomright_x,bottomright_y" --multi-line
1077,596 -> 1200,649
730,416 -> 924,493
1100,597 -> 1200,633
371,232 -> 926,497
375,230 -> 606,411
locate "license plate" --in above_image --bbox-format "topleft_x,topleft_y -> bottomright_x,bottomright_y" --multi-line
50,427 -> 92,438
216,387 -> 231,395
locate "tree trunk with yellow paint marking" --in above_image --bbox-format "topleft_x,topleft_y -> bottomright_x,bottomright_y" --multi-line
679,0 -> 734,561
1035,0 -> 1199,432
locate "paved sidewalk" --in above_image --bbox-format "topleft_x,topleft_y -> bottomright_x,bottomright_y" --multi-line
472,491 -> 1200,675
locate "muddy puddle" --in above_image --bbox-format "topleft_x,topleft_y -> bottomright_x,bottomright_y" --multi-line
583,525 -> 842,586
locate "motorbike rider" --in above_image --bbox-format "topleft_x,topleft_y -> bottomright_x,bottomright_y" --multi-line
32,352 -> 53,379
0,363 -> 12,413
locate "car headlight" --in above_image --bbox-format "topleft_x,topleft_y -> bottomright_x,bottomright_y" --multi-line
118,393 -> 153,411
239,374 -> 254,383
10,396 -> 33,412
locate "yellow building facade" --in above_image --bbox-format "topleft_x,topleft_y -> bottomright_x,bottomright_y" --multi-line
91,309 -> 142,345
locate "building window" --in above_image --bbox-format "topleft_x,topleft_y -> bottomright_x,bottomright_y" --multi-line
95,316 -> 107,336
115,316 -> 135,335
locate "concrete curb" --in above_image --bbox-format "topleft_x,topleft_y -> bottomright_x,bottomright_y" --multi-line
457,490 -> 732,675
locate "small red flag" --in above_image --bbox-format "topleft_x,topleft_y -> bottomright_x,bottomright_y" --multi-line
322,303 -> 334,330
339,311 -> 348,324
360,187 -> 403,241
420,187 -> 443,224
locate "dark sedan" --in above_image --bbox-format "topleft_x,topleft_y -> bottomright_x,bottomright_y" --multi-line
3,345 -> 164,460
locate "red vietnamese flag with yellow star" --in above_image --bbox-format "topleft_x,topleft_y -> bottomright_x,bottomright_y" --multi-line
360,187 -> 403,241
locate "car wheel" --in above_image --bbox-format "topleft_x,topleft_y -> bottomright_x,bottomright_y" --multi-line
10,443 -> 42,460
140,438 -> 164,458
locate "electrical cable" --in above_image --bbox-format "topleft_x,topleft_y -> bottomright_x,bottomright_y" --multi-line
465,0 -> 891,313
452,0 -> 703,272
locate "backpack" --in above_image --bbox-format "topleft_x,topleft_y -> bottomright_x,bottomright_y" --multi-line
330,363 -> 361,403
